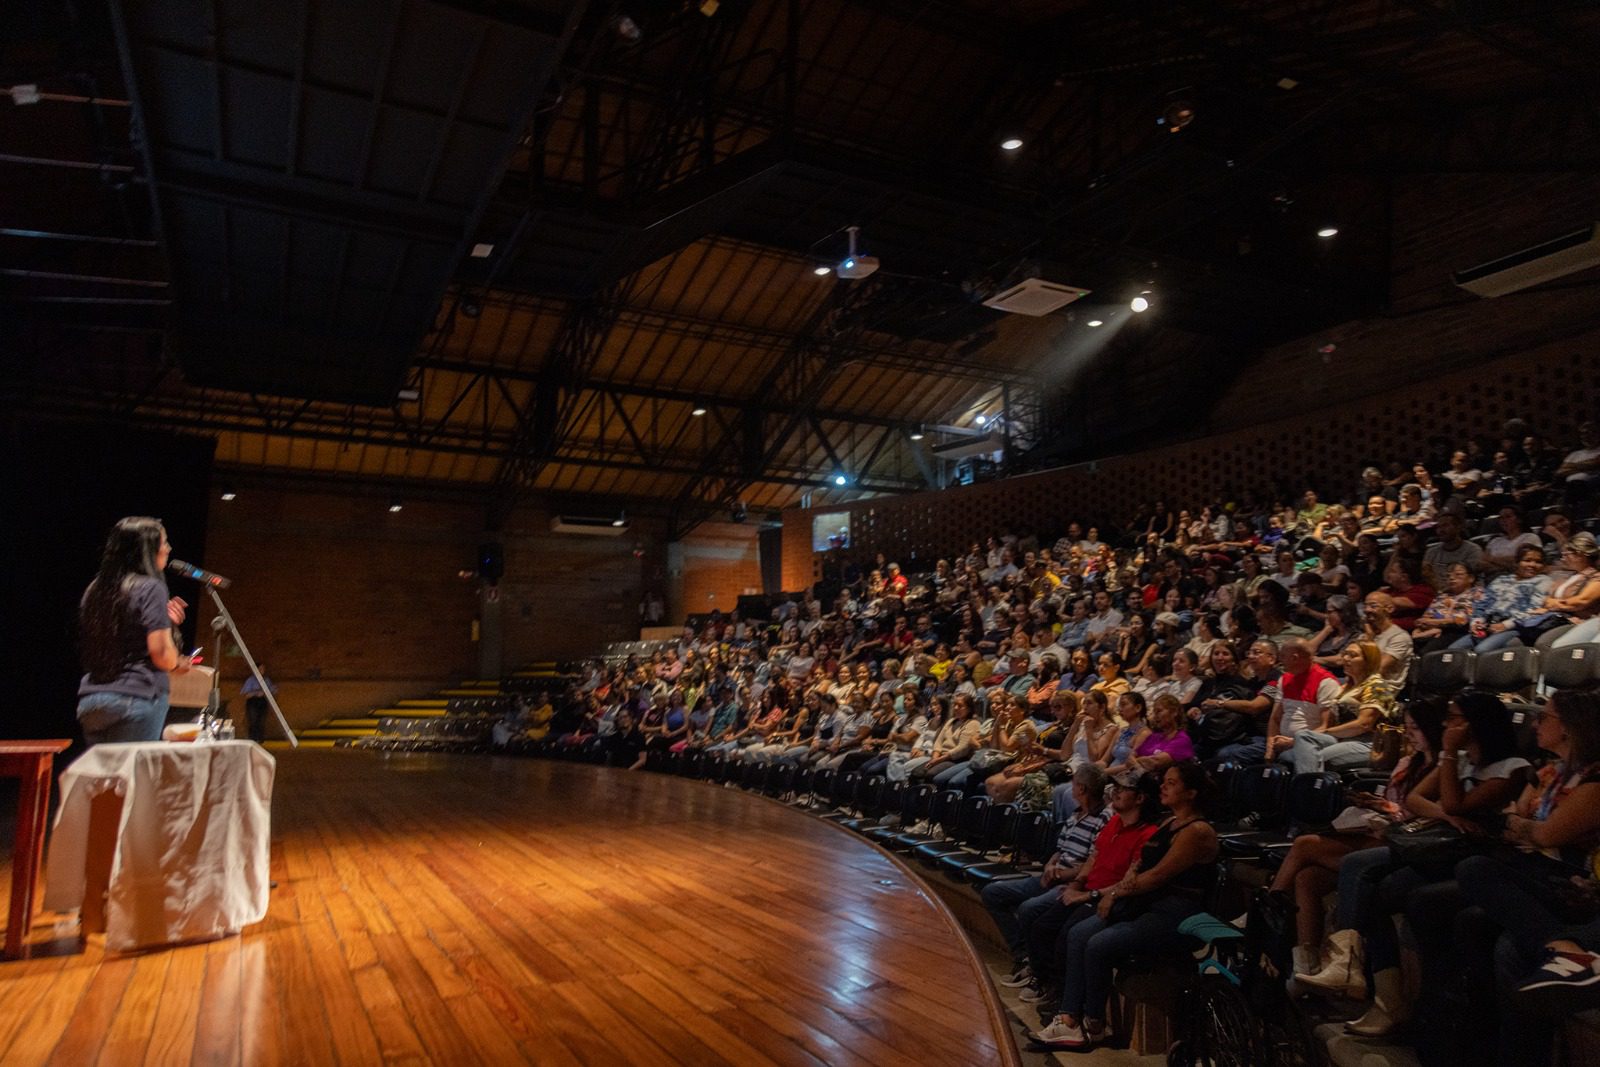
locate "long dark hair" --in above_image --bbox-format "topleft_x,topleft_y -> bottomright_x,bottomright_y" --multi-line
80,517 -> 166,682
1169,759 -> 1222,817
1454,689 -> 1520,766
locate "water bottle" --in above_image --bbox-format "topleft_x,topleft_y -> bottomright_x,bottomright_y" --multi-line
219,720 -> 237,741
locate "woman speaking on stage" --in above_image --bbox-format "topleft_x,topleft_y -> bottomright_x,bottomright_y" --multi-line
76,516 -> 191,745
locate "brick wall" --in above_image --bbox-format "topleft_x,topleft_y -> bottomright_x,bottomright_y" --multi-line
678,521 -> 764,616
201,487 -> 654,727
200,488 -> 482,730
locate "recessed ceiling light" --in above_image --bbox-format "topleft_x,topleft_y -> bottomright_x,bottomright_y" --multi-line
813,265 -> 832,276
1130,296 -> 1150,313
1000,137 -> 1024,151
691,406 -> 707,416
388,499 -> 403,513
470,243 -> 494,258
220,488 -> 237,501
1317,226 -> 1339,238
908,429 -> 925,441
1087,319 -> 1103,327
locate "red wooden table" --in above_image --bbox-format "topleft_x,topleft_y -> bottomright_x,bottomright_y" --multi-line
1,740 -> 72,959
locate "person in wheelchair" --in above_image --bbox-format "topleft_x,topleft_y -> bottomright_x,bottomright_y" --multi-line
1030,761 -> 1221,1051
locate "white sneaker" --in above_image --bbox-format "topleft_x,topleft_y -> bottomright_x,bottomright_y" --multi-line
1028,1017 -> 1087,1049
999,964 -> 1033,988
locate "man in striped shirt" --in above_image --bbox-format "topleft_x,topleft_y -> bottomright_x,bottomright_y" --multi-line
982,765 -> 1111,988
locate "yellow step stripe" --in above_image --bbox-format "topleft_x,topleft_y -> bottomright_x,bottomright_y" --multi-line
301,728 -> 379,738
370,708 -> 449,718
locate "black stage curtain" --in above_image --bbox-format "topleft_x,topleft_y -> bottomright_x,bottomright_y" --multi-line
1,418 -> 215,743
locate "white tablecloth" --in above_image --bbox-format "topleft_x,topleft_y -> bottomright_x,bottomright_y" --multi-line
44,741 -> 275,951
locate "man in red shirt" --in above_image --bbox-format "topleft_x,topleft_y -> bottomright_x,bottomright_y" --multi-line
1016,770 -> 1162,1004
1265,639 -> 1341,762
885,562 -> 909,596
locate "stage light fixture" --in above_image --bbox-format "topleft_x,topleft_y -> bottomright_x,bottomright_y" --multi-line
835,225 -> 879,279
813,265 -> 832,276
908,427 -> 925,441
1161,94 -> 1196,133
388,498 -> 404,513
1000,137 -> 1024,151
220,486 -> 237,501
1317,226 -> 1339,238
833,473 -> 848,487
975,414 -> 988,426
1087,319 -> 1104,327
1130,293 -> 1151,313
691,405 -> 707,416
612,510 -> 627,528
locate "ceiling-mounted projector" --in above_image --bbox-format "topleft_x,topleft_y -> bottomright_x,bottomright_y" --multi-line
836,225 -> 879,279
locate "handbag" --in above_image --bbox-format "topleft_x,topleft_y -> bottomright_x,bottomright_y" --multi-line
1368,723 -> 1404,771
966,749 -> 1017,777
1384,818 -> 1491,876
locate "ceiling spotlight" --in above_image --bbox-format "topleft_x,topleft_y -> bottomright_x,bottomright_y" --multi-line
1161,92 -> 1196,133
388,498 -> 403,513
813,265 -> 832,276
470,243 -> 494,258
612,509 -> 628,528
833,473 -> 848,487
1000,137 -> 1024,151
908,428 -> 925,441
975,414 -> 988,426
1276,77 -> 1300,90
1317,226 -> 1339,238
396,387 -> 421,402
610,14 -> 642,41
691,406 -> 707,416
1130,295 -> 1150,313
1087,319 -> 1104,327
219,486 -> 237,502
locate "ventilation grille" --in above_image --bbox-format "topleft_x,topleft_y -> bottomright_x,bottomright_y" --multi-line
982,278 -> 1090,316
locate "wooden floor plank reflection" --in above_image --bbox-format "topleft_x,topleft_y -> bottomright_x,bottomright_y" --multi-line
0,751 -> 1019,1066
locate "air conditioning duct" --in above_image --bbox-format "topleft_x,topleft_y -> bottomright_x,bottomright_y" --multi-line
930,432 -> 1006,461
550,515 -> 629,535
982,278 -> 1090,316
1453,223 -> 1600,298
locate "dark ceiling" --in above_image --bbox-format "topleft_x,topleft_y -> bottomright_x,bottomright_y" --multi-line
4,0 -> 1599,533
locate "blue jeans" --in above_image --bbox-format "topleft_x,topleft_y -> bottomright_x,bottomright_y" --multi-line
927,760 -> 970,786
980,875 -> 1060,964
1292,731 -> 1372,774
77,691 -> 169,745
1216,737 -> 1266,764
1059,895 -> 1202,1020
1553,617 -> 1600,648
1337,845 -> 1427,973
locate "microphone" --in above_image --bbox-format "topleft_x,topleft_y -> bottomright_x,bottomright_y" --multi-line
168,558 -> 233,589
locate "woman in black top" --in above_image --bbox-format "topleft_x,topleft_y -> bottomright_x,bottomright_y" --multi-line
77,517 -> 191,745
1032,761 -> 1220,1051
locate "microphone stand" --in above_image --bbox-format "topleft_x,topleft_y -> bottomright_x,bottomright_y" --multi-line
204,586 -> 298,747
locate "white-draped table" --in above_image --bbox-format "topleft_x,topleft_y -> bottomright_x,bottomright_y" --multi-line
43,740 -> 275,952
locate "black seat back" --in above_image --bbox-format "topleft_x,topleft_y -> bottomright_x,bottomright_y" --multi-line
1231,764 -> 1292,827
1416,649 -> 1475,695
1543,644 -> 1600,690
955,795 -> 992,846
1506,703 -> 1546,763
1288,771 -> 1345,827
1014,811 -> 1057,864
930,789 -> 964,836
1474,646 -> 1540,695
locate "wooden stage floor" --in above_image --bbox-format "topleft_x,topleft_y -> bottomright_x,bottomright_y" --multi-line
0,750 -> 1019,1066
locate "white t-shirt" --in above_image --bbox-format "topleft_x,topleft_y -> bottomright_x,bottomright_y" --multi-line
1372,624 -> 1414,682
1485,532 -> 1542,565
1458,755 -> 1531,788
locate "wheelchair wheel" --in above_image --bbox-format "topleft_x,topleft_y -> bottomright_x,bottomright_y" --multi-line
1167,975 -> 1268,1067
